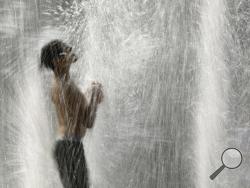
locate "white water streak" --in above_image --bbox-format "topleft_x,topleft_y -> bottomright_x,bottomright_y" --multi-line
196,0 -> 229,187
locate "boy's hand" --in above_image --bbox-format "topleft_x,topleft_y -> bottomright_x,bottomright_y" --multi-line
91,81 -> 104,104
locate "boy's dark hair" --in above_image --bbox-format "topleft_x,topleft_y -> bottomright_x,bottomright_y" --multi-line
40,40 -> 71,71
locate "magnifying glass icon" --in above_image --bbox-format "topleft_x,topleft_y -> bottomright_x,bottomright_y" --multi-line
210,148 -> 243,180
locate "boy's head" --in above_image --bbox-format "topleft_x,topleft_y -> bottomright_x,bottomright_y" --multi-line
40,40 -> 78,72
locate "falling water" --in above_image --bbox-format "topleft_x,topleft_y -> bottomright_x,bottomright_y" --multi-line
195,0 -> 229,187
1,0 -> 250,188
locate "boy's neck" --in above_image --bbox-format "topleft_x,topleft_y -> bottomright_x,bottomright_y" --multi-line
54,71 -> 70,84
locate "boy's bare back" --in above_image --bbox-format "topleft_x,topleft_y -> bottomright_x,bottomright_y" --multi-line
52,79 -> 86,138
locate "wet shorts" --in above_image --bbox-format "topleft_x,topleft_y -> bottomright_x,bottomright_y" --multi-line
54,139 -> 89,188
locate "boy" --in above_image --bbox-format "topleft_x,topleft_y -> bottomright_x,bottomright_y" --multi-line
40,40 -> 104,188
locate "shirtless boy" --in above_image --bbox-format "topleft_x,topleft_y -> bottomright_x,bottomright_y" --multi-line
40,40 -> 104,188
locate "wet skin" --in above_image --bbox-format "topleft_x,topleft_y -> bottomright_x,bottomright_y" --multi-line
51,47 -> 104,139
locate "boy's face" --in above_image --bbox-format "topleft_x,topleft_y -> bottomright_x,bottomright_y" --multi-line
54,46 -> 78,70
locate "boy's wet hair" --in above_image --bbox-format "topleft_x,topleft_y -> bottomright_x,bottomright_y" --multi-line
40,40 -> 71,71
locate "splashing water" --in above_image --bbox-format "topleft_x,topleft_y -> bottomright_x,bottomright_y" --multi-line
1,0 -> 250,188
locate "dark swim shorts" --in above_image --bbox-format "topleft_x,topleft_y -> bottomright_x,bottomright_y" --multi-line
54,139 -> 89,188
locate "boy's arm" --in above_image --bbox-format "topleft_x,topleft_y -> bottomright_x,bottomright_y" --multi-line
85,92 -> 98,128
84,82 -> 103,129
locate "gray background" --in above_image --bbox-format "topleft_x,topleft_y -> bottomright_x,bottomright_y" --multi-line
0,0 -> 249,187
